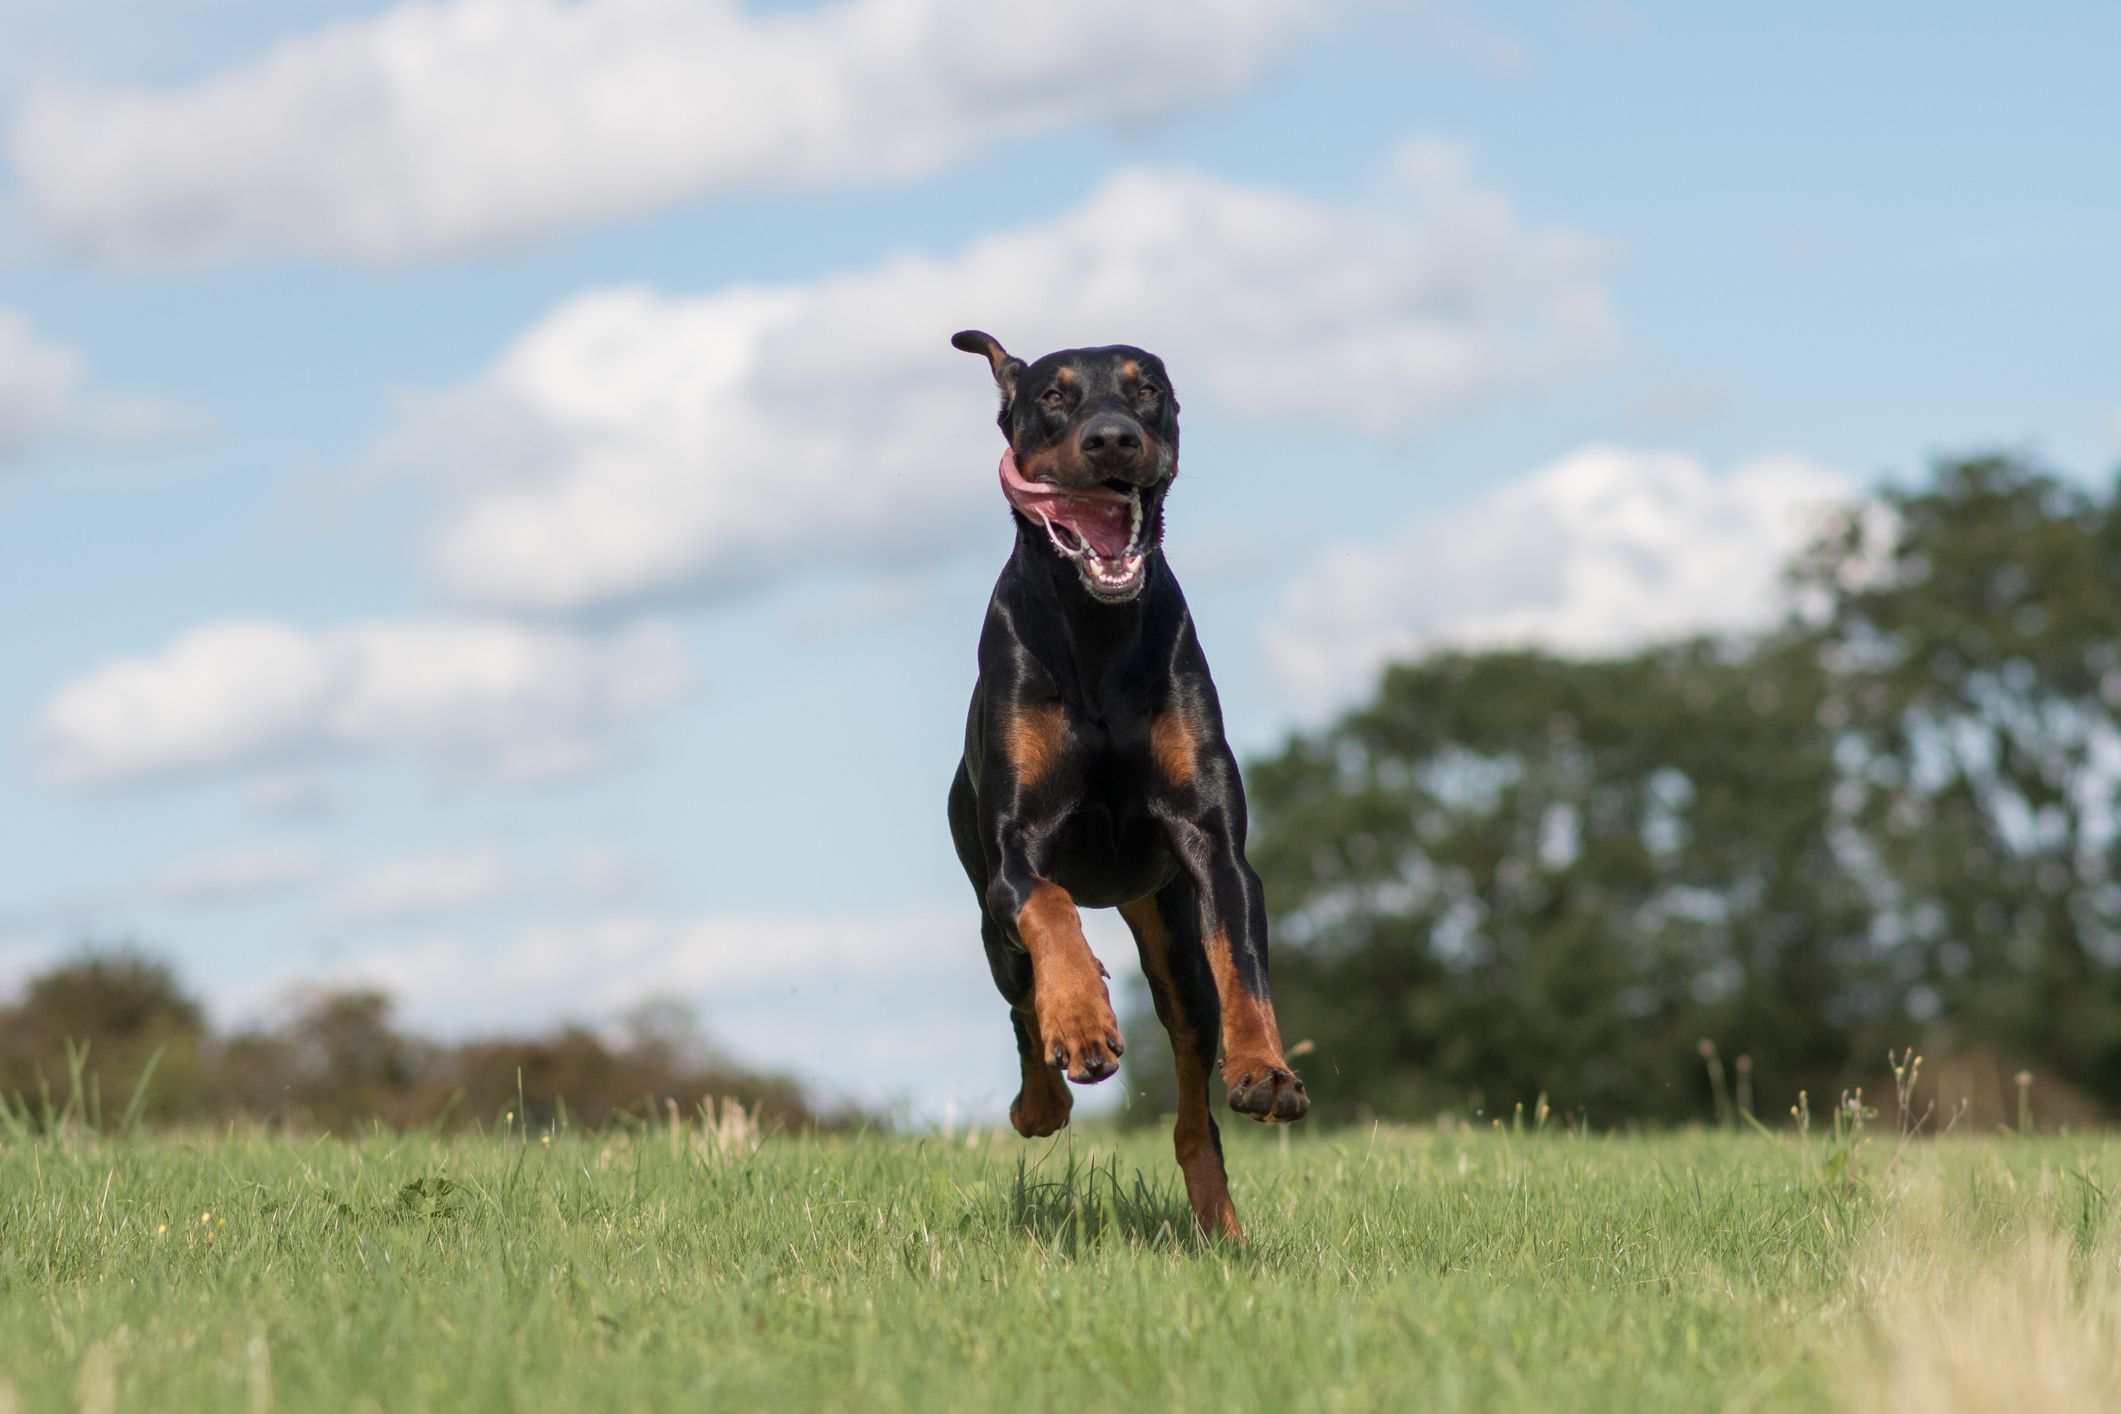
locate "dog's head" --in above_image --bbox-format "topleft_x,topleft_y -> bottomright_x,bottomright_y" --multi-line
953,330 -> 1179,603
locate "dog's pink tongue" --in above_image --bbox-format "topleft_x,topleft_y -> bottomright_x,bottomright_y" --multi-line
999,451 -> 1134,558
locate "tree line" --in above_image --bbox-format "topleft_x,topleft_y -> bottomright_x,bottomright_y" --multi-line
1197,453 -> 2121,1127
0,953 -> 848,1134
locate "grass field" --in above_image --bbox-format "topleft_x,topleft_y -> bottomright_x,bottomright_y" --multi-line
6,1107 -> 2121,1413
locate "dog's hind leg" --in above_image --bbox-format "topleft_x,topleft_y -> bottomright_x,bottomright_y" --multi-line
1120,879 -> 1241,1241
983,911 -> 1071,1138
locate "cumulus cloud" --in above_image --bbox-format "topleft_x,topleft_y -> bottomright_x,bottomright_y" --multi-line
36,616 -> 689,787
320,847 -> 510,925
382,141 -> 1613,611
11,0 -> 1328,266
0,936 -> 51,1001
0,308 -> 83,459
341,911 -> 963,1011
1264,446 -> 1857,713
315,842 -> 641,925
0,305 -> 205,462
151,843 -> 323,905
552,844 -> 650,902
244,768 -> 334,818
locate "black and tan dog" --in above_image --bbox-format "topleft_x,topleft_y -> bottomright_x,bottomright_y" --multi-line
946,330 -> 1307,1240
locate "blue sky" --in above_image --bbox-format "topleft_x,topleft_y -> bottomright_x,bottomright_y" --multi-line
1,0 -> 2115,1121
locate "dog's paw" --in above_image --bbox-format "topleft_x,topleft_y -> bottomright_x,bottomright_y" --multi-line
1226,1059 -> 1308,1123
1010,1066 -> 1073,1137
1038,990 -> 1124,1086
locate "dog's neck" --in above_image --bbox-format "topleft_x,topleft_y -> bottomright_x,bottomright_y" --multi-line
1008,513 -> 1163,682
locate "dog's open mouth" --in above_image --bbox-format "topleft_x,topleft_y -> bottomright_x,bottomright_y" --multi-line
999,452 -> 1151,601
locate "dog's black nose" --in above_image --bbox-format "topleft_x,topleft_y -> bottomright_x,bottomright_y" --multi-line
1078,416 -> 1144,469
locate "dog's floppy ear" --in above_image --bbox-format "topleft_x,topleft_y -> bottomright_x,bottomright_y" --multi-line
951,329 -> 1026,405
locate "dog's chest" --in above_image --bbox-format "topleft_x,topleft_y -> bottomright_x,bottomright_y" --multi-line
1042,713 -> 1176,906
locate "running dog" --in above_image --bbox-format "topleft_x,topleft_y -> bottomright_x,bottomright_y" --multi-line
945,330 -> 1308,1240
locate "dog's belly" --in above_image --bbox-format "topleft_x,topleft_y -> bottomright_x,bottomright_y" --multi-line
1044,800 -> 1179,908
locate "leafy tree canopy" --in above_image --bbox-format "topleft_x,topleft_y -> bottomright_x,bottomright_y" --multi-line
1157,454 -> 2121,1126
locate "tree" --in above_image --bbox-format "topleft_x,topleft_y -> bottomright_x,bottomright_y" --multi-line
3,955 -> 854,1133
0,950 -> 210,1124
1241,636 -> 1884,1123
1799,455 -> 2121,1098
1149,452 -> 2121,1126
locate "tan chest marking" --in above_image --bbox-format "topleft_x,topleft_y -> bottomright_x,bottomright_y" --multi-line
1006,702 -> 1068,787
1151,711 -> 1197,789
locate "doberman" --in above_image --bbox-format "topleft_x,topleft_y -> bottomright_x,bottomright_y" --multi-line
945,330 -> 1308,1241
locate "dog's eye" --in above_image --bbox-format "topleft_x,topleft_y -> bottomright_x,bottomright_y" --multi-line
1039,388 -> 1064,406
1136,383 -> 1160,401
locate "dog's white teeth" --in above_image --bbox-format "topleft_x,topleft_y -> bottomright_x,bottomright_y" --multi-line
1037,513 -> 1087,560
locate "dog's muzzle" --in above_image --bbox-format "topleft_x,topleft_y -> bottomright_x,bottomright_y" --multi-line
999,450 -> 1157,601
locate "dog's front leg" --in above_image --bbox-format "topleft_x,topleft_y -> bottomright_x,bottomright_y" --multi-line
1154,737 -> 1309,1124
986,862 -> 1124,1087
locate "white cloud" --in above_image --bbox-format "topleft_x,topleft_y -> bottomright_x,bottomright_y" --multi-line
353,911 -> 963,1010
244,768 -> 334,818
0,307 -> 83,458
74,393 -> 216,448
320,847 -> 510,924
306,841 -> 650,926
151,842 -> 322,905
36,615 -> 689,787
554,843 -> 649,902
1265,446 -> 1857,713
0,936 -> 55,999
382,141 -> 1613,611
0,305 -> 205,461
11,0 -> 1328,266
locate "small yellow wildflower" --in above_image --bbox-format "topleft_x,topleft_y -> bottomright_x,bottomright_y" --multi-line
200,1211 -> 213,1226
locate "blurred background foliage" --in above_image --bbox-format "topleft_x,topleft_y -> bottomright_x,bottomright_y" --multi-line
11,453 -> 2121,1133
0,952 -> 844,1135
1131,452 -> 2121,1129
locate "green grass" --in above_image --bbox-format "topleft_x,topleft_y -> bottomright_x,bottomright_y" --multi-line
5,1112 -> 2121,1412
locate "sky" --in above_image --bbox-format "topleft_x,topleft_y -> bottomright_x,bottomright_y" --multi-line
1,0 -> 2116,1122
